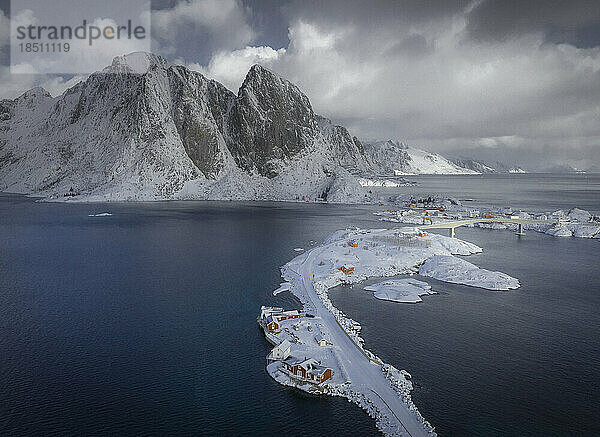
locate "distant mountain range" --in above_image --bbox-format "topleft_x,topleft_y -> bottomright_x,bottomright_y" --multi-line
540,164 -> 589,174
1,52 -> 586,203
363,141 -> 477,175
450,157 -> 600,174
449,158 -> 526,174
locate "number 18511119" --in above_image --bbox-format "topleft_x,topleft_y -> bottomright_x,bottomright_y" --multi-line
19,42 -> 71,52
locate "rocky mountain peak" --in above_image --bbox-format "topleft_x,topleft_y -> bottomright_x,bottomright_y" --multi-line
104,52 -> 170,74
18,87 -> 52,100
237,64 -> 314,112
244,63 -> 274,81
227,64 -> 320,177
241,64 -> 287,88
14,87 -> 53,110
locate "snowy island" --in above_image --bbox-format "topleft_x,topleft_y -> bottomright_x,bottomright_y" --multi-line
259,226 -> 520,436
364,279 -> 435,303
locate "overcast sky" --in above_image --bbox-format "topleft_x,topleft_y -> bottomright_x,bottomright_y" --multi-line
1,0 -> 599,169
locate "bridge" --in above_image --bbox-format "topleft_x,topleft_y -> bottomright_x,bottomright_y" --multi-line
418,217 -> 557,237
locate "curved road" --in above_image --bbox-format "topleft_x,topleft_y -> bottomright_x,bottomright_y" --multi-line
290,247 -> 431,437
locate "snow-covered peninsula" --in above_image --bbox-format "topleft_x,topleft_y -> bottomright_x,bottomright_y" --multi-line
259,226 -> 519,436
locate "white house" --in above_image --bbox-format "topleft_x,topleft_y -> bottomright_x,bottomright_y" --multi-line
268,340 -> 292,361
259,306 -> 303,331
260,306 -> 283,322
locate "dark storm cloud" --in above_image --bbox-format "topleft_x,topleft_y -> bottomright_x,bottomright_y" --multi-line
282,0 -> 470,27
240,0 -> 290,48
385,33 -> 435,58
465,0 -> 600,47
151,0 -> 255,64
154,0 -> 600,169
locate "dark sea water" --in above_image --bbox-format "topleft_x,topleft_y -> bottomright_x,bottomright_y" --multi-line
1,174 -> 599,436
330,228 -> 600,436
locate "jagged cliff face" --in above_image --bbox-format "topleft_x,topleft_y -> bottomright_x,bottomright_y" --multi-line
0,52 -> 370,202
228,65 -> 321,178
363,140 -> 412,175
316,116 -> 373,173
168,65 -> 236,179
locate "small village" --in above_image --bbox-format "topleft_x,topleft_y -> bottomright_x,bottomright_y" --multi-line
255,224 -> 514,434
378,196 -> 599,224
254,214 -> 592,434
258,306 -> 339,390
374,199 -> 600,239
256,226 -> 465,435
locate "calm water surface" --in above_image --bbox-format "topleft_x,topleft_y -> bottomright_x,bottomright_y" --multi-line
330,227 -> 600,436
1,175 -> 599,436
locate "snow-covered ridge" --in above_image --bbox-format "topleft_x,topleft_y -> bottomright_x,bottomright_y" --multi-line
449,157 -> 527,174
419,255 -> 519,290
363,140 -> 478,175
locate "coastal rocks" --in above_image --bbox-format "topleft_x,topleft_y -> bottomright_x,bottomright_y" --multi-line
546,225 -> 573,237
570,224 -> 600,238
325,383 -> 436,437
478,222 -> 508,230
567,207 -> 592,223
272,282 -> 291,295
357,177 -> 412,187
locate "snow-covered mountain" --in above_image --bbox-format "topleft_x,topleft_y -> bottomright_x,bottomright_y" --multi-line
363,140 -> 478,175
0,52 -> 373,203
493,162 -> 526,173
5,52 -> 531,203
449,158 -> 495,173
316,115 -> 374,174
450,158 -> 526,174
